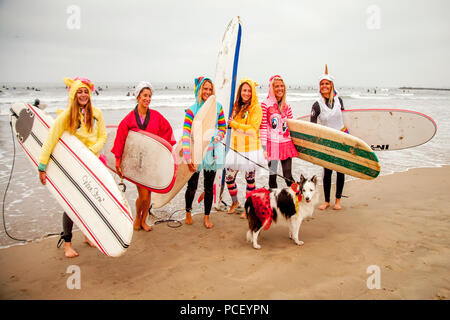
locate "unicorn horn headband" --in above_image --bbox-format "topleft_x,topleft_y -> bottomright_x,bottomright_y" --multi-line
319,64 -> 334,82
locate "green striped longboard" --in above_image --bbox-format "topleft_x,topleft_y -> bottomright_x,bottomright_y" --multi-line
287,119 -> 380,180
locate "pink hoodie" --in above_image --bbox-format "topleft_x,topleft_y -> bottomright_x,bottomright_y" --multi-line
259,75 -> 298,161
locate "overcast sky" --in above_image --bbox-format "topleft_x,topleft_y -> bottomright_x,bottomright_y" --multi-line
0,0 -> 449,88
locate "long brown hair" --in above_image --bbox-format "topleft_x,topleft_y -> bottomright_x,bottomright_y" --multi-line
232,82 -> 252,119
68,98 -> 94,134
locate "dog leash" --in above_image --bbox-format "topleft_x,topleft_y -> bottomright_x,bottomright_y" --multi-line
218,140 -> 296,185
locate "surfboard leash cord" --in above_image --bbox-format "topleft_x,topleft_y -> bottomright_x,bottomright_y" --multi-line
151,204 -> 182,228
2,117 -> 60,243
216,140 -> 350,199
1,120 -> 28,242
217,140 -> 296,185
150,194 -> 212,228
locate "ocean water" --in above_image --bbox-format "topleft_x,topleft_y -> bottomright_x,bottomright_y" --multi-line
1,83 -> 449,248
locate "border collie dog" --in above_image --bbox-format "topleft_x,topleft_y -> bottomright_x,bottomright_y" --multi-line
245,175 -> 319,249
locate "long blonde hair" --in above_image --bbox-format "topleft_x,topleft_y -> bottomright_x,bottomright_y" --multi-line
320,79 -> 335,108
68,98 -> 94,134
327,82 -> 335,108
197,79 -> 215,105
271,77 -> 287,112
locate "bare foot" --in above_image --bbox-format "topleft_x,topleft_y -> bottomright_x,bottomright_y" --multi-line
333,199 -> 342,210
64,242 -> 79,258
240,212 -> 247,219
141,221 -> 153,231
185,211 -> 193,225
204,215 -> 213,229
83,236 -> 96,247
227,201 -> 239,214
319,202 -> 330,210
134,215 -> 142,230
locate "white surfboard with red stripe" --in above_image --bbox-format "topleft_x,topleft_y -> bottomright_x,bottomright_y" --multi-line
297,109 -> 437,151
101,126 -> 177,193
10,103 -> 133,257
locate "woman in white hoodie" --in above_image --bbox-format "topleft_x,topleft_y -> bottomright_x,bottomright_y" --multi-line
310,65 -> 347,210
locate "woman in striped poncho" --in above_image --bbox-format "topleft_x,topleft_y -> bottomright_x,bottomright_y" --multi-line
182,77 -> 226,228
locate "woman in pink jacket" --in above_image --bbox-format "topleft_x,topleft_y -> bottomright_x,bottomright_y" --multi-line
259,75 -> 298,188
111,81 -> 176,231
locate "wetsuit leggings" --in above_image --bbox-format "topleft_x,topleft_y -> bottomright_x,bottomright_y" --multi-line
185,170 -> 216,215
62,212 -> 73,242
323,168 -> 345,203
268,158 -> 294,188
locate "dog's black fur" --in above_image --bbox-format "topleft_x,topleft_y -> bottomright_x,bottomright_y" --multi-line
245,187 -> 298,232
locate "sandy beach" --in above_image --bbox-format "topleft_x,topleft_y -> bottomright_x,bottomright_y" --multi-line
0,165 -> 449,300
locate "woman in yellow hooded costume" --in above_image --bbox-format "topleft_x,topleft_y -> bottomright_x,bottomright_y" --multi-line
225,78 -> 265,217
38,77 -> 107,258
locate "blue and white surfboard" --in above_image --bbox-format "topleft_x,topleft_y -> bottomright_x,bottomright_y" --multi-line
213,16 -> 242,209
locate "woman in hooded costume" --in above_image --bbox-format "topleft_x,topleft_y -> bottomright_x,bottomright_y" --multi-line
259,75 -> 298,189
182,77 -> 226,228
310,65 -> 347,210
225,78 -> 265,218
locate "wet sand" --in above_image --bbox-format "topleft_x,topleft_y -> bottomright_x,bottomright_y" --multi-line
0,166 -> 449,300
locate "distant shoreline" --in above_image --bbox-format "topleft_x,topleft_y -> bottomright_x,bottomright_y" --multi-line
399,87 -> 450,91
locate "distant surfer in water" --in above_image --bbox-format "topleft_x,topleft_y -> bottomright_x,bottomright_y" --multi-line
182,77 -> 226,228
260,75 -> 298,188
224,78 -> 264,218
38,77 -> 107,258
111,81 -> 176,231
310,65 -> 347,210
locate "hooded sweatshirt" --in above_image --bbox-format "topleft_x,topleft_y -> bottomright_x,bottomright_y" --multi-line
229,78 -> 262,153
260,75 -> 298,161
310,69 -> 347,132
181,77 -> 226,171
38,78 -> 107,170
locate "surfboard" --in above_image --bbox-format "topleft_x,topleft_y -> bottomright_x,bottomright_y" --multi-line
297,109 -> 437,151
10,103 -> 133,257
101,126 -> 177,193
151,95 -> 218,209
287,119 -> 380,180
213,16 -> 242,209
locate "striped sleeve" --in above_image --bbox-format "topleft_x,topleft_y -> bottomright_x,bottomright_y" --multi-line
216,105 -> 226,140
286,104 -> 294,119
259,103 -> 268,149
181,108 -> 195,161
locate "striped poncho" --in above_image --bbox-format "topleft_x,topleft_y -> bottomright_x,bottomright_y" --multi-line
181,77 -> 226,171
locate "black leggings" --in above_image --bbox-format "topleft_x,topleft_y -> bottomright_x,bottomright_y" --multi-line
61,212 -> 73,242
185,170 -> 216,215
323,168 -> 345,202
268,158 -> 294,188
